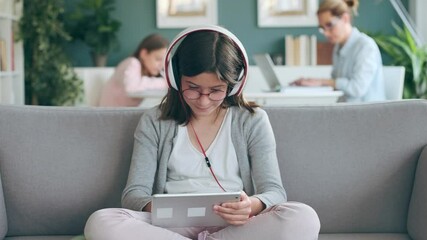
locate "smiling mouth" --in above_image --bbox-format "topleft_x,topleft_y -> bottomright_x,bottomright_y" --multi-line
195,106 -> 211,111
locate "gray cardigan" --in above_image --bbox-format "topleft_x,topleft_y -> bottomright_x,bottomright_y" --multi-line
122,106 -> 287,211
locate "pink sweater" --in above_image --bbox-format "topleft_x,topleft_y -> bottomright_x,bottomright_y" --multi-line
99,57 -> 168,107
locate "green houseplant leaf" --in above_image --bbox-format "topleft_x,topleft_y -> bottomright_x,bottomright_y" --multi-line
18,0 -> 83,106
66,0 -> 121,65
370,23 -> 427,99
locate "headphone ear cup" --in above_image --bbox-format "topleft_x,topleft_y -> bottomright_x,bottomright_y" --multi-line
237,69 -> 244,82
227,67 -> 247,96
167,57 -> 178,90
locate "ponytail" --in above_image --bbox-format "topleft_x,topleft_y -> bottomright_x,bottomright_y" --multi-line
318,0 -> 359,17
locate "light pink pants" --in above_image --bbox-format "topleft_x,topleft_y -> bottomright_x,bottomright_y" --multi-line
84,201 -> 320,240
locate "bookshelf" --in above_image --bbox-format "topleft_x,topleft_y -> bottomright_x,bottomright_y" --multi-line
284,34 -> 333,66
0,0 -> 23,104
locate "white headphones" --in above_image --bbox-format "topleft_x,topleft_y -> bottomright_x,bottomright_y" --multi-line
164,25 -> 248,96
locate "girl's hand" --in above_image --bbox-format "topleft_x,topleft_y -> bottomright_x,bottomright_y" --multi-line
213,191 -> 256,226
142,201 -> 152,212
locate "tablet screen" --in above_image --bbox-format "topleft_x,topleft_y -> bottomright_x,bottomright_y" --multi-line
151,191 -> 241,227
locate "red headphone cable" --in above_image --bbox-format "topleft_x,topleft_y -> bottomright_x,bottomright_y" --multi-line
175,80 -> 227,192
189,122 -> 227,192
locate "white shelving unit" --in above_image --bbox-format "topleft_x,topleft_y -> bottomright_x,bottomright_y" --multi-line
0,0 -> 24,104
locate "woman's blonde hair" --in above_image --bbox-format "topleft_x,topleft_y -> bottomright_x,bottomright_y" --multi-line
317,0 -> 359,17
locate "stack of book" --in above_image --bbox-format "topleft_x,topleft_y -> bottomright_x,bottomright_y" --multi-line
285,35 -> 317,66
285,35 -> 334,66
0,38 -> 7,71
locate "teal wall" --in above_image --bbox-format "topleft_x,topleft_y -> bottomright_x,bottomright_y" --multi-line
65,0 -> 408,67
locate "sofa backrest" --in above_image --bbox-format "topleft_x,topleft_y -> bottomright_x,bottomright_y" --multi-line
1,100 -> 426,236
264,100 -> 427,233
0,105 -> 145,236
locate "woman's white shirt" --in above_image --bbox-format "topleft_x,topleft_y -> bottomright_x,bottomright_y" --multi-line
333,27 -> 385,102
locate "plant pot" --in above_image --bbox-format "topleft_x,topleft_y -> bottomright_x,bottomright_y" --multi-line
91,52 -> 108,67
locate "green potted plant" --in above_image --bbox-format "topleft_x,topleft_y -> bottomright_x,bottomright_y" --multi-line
67,0 -> 121,66
19,0 -> 83,106
371,23 -> 427,99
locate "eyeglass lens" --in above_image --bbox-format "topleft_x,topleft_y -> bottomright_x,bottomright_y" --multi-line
183,89 -> 226,101
318,17 -> 340,34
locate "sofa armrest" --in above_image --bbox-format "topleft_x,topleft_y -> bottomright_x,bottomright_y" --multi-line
408,145 -> 427,240
0,175 -> 8,238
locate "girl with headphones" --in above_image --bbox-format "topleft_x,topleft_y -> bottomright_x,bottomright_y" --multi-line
84,25 -> 320,240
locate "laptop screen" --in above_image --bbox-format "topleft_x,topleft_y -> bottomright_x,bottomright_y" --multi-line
253,53 -> 282,92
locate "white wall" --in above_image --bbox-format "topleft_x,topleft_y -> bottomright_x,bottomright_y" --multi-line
409,0 -> 427,45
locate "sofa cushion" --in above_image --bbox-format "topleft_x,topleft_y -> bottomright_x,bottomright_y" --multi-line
5,236 -> 75,240
265,100 -> 427,233
319,233 -> 411,240
407,144 -> 427,239
0,105 -> 144,236
0,175 -> 8,238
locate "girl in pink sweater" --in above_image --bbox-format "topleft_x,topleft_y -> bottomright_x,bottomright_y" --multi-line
99,34 -> 169,107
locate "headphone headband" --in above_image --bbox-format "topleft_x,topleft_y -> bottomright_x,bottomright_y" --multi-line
164,25 -> 248,96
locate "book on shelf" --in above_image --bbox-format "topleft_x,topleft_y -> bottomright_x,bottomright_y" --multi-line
284,35 -> 335,66
297,35 -> 305,66
11,27 -> 14,71
293,36 -> 300,65
284,34 -> 318,66
285,35 -> 294,66
316,41 -> 334,65
310,35 -> 317,65
0,38 -> 7,71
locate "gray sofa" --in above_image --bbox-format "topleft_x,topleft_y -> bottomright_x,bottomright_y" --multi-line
0,100 -> 426,240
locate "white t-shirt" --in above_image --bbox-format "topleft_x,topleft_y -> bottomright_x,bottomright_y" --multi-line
165,108 -> 243,193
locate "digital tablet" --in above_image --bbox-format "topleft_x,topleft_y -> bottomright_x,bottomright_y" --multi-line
151,191 -> 241,228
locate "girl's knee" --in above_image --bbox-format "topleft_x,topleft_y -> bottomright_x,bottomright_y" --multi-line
274,202 -> 321,237
294,202 -> 320,231
84,208 -> 128,240
86,208 -> 120,226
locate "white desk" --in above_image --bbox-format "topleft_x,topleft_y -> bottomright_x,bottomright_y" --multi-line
128,90 -> 344,108
245,91 -> 343,105
74,66 -> 401,106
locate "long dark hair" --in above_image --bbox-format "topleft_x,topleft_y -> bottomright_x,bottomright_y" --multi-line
159,30 -> 258,125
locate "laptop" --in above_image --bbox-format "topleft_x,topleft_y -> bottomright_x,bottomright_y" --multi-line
151,191 -> 241,228
253,53 -> 333,93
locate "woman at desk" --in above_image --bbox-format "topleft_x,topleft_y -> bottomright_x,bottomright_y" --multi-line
99,34 -> 169,107
291,0 -> 386,102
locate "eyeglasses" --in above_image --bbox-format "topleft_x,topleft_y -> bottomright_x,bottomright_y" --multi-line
182,89 -> 227,101
318,17 -> 341,34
